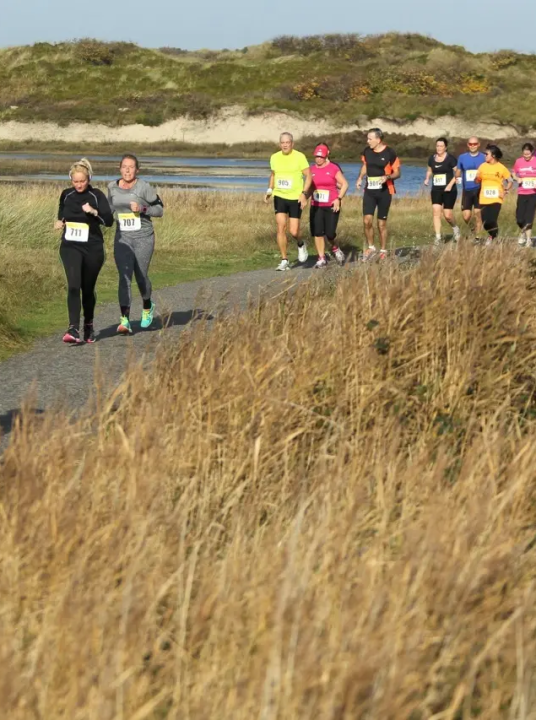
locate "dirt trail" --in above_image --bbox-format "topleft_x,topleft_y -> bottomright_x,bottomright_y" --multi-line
0,265 -> 316,442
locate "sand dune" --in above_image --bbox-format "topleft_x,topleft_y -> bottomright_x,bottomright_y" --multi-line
0,106 -> 523,144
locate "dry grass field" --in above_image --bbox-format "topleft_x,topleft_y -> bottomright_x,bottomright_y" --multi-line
1,242 -> 536,718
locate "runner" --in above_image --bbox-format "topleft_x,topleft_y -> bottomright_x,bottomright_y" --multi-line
512,143 -> 536,247
108,154 -> 164,334
355,128 -> 401,261
307,143 -> 348,268
54,158 -> 113,344
265,132 -> 312,271
424,138 -> 461,245
475,144 -> 513,246
456,136 -> 486,239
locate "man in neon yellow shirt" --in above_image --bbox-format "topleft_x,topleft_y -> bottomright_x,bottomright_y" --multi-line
265,132 -> 311,271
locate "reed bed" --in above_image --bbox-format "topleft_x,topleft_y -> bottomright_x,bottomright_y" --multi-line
1,242 -> 536,718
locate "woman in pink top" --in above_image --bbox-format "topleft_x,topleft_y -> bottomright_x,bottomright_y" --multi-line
307,144 -> 349,268
512,143 -> 536,247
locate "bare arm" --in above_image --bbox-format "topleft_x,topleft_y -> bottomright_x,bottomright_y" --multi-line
333,170 -> 349,213
300,167 -> 312,209
424,167 -> 433,186
264,171 -> 275,204
356,162 -> 367,190
446,166 -> 458,192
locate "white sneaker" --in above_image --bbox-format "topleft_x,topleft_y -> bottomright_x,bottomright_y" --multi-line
315,257 -> 327,269
276,259 -> 290,271
297,243 -> 308,263
527,235 -> 534,248
434,235 -> 442,247
484,236 -> 493,247
333,247 -> 345,265
518,233 -> 527,247
453,226 -> 461,242
362,245 -> 376,262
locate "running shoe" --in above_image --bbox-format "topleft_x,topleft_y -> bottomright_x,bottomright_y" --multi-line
518,233 -> 527,247
63,326 -> 82,344
434,235 -> 442,247
333,247 -> 345,265
297,243 -> 308,263
315,257 -> 327,269
362,245 -> 377,262
484,236 -> 493,247
453,226 -> 461,242
117,316 -> 133,334
83,323 -> 96,343
141,301 -> 156,329
379,249 -> 388,261
276,259 -> 290,271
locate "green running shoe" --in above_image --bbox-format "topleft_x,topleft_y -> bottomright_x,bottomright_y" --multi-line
141,301 -> 156,329
117,316 -> 132,335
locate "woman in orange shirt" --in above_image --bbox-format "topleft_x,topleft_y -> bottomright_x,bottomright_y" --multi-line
475,145 -> 513,246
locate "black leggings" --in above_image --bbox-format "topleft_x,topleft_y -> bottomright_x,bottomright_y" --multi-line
59,242 -> 105,327
516,194 -> 536,230
481,203 -> 502,239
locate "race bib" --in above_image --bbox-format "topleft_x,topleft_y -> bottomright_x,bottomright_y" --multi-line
433,174 -> 447,187
65,222 -> 89,242
118,212 -> 141,231
313,189 -> 330,203
276,177 -> 293,190
522,178 -> 536,190
367,177 -> 383,190
465,170 -> 477,182
483,187 -> 500,199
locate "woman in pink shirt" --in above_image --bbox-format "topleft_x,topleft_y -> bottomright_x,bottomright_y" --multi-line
512,143 -> 536,247
307,144 -> 349,268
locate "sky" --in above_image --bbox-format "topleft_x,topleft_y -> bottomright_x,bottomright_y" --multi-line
1,0 -> 535,53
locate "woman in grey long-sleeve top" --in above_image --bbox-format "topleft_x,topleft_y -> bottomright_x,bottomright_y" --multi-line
108,154 -> 164,333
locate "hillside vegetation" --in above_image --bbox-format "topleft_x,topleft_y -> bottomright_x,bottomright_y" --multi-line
1,33 -> 536,129
2,245 -> 536,717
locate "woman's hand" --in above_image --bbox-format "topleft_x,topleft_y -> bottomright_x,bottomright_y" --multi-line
130,201 -> 141,213
54,220 -> 64,231
82,203 -> 98,216
332,198 -> 341,213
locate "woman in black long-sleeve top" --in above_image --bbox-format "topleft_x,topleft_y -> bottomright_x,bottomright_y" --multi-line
54,158 -> 113,343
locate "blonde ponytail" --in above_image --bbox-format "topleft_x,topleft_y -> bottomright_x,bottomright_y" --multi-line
69,158 -> 93,180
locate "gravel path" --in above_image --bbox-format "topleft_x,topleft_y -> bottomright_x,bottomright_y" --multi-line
0,261 -> 320,441
0,242 -> 422,443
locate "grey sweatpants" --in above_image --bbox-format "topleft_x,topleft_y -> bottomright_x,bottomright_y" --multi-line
114,234 -> 155,308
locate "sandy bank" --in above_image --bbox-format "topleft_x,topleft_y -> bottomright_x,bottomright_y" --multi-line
0,106 -> 524,144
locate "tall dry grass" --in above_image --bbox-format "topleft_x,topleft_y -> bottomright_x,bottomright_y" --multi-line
2,243 -> 536,718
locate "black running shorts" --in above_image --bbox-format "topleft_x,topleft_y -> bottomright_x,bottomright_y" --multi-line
363,191 -> 392,220
274,196 -> 302,218
431,188 -> 457,209
310,205 -> 340,239
461,188 -> 481,212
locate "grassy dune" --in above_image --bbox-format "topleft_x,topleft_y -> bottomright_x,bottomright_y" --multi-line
1,34 -> 536,128
2,244 -> 536,717
0,183 -> 524,358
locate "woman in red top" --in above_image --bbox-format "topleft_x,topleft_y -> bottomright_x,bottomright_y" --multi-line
307,144 -> 349,268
